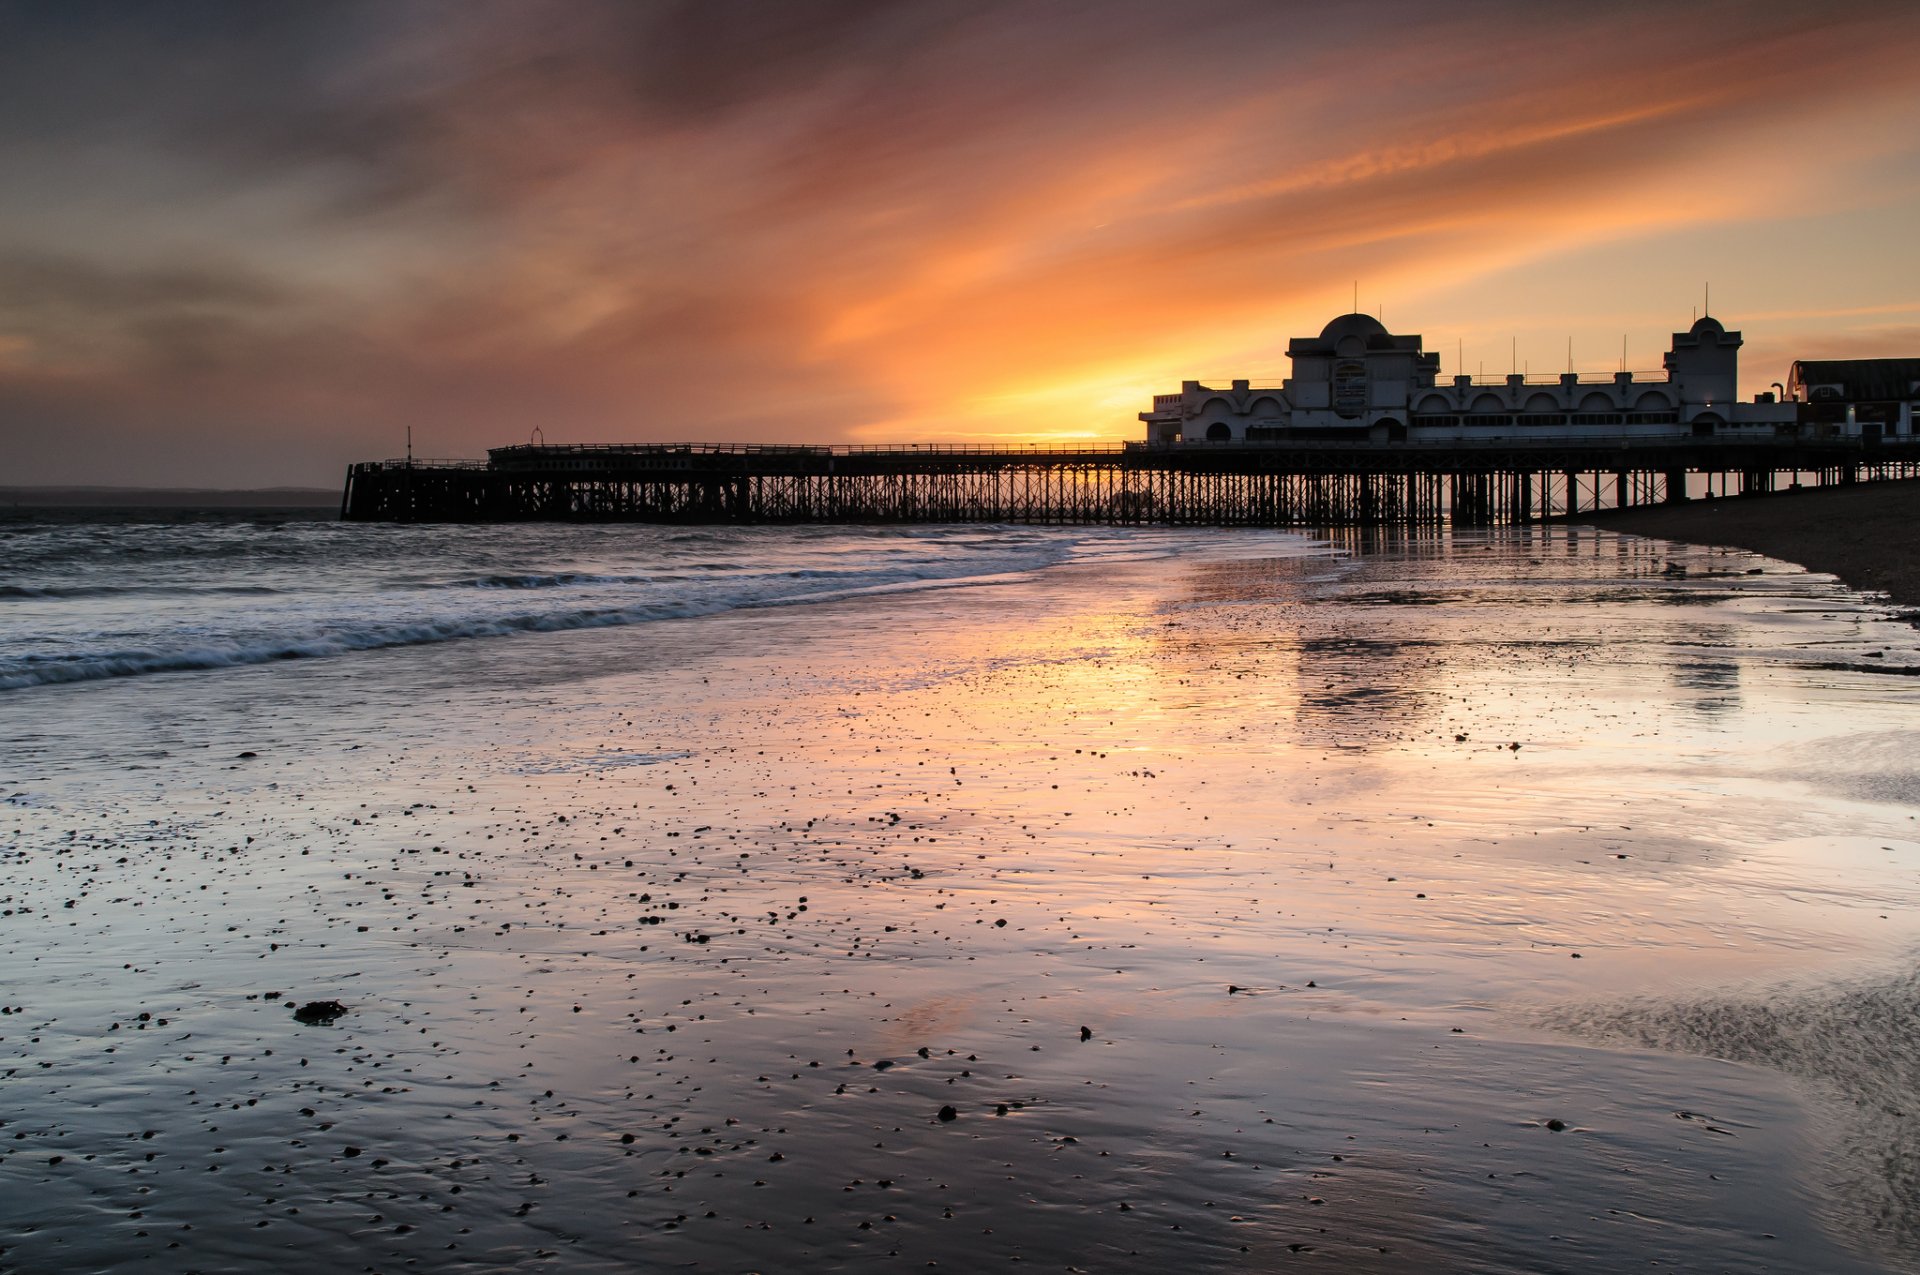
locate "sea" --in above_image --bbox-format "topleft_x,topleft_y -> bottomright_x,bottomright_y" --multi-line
2,508 -> 1918,1273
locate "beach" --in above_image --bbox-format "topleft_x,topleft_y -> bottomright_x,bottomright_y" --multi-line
3,515 -> 1919,1272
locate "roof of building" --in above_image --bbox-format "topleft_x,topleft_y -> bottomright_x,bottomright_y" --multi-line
1789,358 -> 1920,400
1317,312 -> 1390,342
1669,314 -> 1741,351
1289,312 -> 1426,357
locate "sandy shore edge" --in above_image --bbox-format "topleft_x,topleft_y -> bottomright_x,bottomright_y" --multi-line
1564,476 -> 1920,610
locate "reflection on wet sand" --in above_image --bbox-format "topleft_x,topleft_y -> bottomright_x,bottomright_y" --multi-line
1672,653 -> 1743,716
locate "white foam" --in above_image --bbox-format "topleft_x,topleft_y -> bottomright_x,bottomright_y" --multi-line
0,522 -> 1176,691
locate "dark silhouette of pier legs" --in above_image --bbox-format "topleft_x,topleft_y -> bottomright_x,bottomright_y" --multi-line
342,445 -> 1919,526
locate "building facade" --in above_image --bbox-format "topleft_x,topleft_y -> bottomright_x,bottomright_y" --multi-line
1788,358 -> 1920,440
1138,313 -> 1913,444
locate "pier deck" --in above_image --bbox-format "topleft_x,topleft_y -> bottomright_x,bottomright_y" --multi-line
341,438 -> 1920,526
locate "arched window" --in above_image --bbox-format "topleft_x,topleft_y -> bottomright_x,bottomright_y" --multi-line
1205,422 -> 1233,442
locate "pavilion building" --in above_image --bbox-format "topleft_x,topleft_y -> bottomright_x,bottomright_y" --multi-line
1137,313 -> 1899,444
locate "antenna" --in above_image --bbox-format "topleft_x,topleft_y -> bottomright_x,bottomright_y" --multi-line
406,424 -> 413,467
1511,336 -> 1516,377
1621,334 -> 1627,374
1353,281 -> 1358,314
1567,336 -> 1573,375
1457,337 -> 1463,376
1704,282 -> 1710,317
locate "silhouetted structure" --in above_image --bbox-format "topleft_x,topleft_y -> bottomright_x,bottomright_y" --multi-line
341,437 -> 1918,525
343,308 -> 1920,525
1789,359 -> 1920,439
1140,313 -> 1844,444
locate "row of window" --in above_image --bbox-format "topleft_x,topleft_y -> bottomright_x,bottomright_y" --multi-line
1200,412 -> 1697,439
1409,412 -> 1680,428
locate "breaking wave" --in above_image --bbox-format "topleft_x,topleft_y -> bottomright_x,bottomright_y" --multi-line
0,583 -> 283,599
1,603 -> 689,689
0,533 -> 1105,691
0,519 -> 1279,693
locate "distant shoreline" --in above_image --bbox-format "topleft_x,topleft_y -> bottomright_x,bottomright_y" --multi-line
0,486 -> 339,509
1566,477 -> 1920,610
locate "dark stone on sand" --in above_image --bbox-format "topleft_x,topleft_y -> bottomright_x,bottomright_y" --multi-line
1080,1025 -> 1092,1041
292,1000 -> 347,1025
937,1105 -> 957,1122
1545,1118 -> 1566,1132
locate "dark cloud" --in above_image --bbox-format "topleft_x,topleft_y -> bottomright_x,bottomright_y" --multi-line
613,0 -> 953,123
0,250 -> 285,312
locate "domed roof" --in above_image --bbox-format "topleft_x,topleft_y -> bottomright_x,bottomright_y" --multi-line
1319,312 -> 1391,343
1689,315 -> 1725,336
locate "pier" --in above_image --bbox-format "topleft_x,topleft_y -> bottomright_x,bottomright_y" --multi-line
341,437 -> 1920,526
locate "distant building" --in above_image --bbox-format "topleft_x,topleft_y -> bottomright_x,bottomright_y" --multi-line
1138,313 -> 1912,444
1788,358 -> 1920,440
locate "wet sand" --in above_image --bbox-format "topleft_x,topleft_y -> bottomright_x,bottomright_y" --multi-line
4,527 -> 1920,1271
1571,477 -> 1920,609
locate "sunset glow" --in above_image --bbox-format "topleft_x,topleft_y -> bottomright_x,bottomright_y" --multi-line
4,1 -> 1920,485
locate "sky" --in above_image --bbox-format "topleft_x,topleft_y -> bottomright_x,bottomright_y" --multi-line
3,0 -> 1920,487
